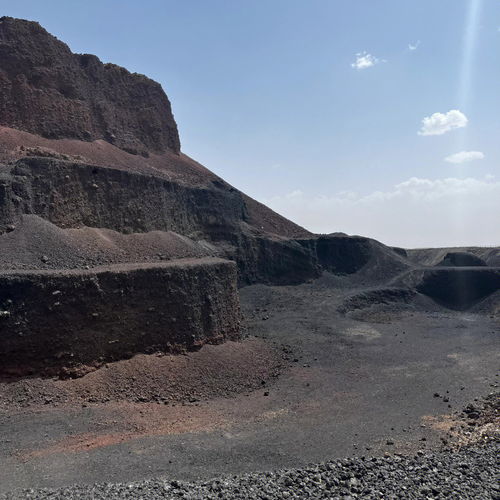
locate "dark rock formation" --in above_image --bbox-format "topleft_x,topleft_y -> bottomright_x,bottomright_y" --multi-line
0,258 -> 240,377
0,17 -> 180,156
0,19 -> 320,290
0,157 -> 246,236
406,247 -> 500,267
298,234 -> 410,282
438,252 -> 488,267
0,156 -> 320,284
395,268 -> 500,311
0,156 -> 412,286
299,235 -> 373,274
416,268 -> 500,310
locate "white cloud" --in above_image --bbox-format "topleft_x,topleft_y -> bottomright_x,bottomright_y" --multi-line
408,40 -> 421,51
418,110 -> 468,136
351,52 -> 380,70
262,176 -> 500,247
445,151 -> 485,164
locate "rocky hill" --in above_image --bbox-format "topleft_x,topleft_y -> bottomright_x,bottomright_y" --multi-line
0,17 -> 320,375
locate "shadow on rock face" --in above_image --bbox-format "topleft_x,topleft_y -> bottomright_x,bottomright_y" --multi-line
416,269 -> 500,311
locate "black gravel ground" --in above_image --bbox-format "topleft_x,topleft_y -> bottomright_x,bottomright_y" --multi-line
3,442 -> 498,499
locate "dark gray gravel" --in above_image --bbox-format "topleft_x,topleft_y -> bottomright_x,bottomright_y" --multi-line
3,442 -> 498,499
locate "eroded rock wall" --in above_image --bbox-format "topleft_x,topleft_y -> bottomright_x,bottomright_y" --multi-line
1,157 -> 245,236
0,157 -> 321,285
0,258 -> 240,377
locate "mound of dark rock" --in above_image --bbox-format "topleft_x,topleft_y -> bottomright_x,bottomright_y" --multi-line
438,252 -> 488,267
416,268 -> 500,311
298,234 -> 410,282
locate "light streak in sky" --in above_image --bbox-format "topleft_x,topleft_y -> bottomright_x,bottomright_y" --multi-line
457,0 -> 483,111
454,0 -> 483,155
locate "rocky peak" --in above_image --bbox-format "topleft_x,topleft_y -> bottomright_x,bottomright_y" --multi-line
0,17 -> 180,156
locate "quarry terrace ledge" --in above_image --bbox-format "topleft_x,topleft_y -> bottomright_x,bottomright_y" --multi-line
0,258 -> 241,378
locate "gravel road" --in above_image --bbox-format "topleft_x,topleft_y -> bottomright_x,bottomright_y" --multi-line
3,442 -> 498,499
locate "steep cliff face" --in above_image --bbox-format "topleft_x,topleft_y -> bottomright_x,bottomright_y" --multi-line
1,157 -> 246,236
0,259 -> 241,377
0,156 -> 322,285
0,17 -> 180,156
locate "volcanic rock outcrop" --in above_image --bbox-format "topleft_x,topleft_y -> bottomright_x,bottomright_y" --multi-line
0,17 -> 179,156
0,17 -> 322,375
0,16 -> 393,290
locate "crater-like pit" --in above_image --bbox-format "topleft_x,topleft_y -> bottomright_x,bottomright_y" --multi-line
416,269 -> 500,311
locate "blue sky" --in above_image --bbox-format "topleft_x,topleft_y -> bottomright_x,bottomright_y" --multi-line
2,0 -> 499,247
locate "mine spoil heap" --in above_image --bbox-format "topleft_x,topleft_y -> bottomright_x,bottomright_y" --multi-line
0,17 -> 499,377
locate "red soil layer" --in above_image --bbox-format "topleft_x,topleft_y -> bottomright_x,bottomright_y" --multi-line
0,126 -> 215,187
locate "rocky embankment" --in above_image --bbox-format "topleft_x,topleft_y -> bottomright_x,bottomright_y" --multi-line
0,258 -> 240,377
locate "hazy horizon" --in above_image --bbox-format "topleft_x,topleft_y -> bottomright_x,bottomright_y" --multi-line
2,0 -> 499,248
